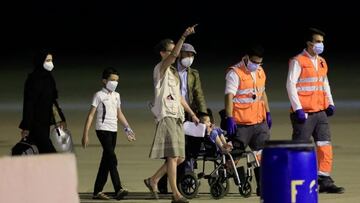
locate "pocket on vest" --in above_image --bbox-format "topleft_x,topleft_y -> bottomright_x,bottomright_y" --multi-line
164,96 -> 179,115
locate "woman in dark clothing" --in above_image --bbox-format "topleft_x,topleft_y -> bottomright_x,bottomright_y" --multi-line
19,50 -> 66,153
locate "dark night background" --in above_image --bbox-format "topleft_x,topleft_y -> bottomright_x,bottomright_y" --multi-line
1,1 -> 359,61
1,0 -> 360,105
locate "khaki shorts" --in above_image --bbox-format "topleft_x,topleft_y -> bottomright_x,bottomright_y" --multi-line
149,117 -> 185,159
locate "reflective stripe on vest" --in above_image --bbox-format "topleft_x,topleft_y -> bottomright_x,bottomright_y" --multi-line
233,97 -> 261,104
294,53 -> 329,112
297,86 -> 325,92
236,87 -> 265,95
298,76 -> 325,83
228,64 -> 266,125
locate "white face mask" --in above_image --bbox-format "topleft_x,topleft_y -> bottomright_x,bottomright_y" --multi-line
43,61 -> 54,71
313,42 -> 324,55
106,81 -> 118,92
181,57 -> 194,67
246,60 -> 260,72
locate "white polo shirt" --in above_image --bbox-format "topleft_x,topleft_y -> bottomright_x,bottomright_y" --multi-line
92,88 -> 121,132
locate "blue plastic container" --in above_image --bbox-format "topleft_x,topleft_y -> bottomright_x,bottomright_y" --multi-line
261,140 -> 318,203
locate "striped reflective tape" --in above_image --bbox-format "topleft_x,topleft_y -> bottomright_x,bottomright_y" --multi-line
298,77 -> 325,83
233,97 -> 260,103
296,86 -> 325,91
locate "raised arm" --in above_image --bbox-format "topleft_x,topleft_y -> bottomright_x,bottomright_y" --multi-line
160,24 -> 198,77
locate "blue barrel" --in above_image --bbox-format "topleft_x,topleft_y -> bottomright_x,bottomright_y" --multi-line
261,140 -> 318,203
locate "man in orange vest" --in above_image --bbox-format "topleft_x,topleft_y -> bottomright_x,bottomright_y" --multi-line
225,45 -> 271,196
286,28 -> 344,194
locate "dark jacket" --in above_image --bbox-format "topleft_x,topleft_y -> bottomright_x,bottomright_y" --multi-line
173,66 -> 207,118
19,51 -> 65,131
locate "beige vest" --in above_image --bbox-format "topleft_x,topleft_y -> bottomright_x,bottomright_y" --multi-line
151,62 -> 185,122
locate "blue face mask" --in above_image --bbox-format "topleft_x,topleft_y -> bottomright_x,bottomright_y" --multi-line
313,42 -> 324,55
247,60 -> 260,72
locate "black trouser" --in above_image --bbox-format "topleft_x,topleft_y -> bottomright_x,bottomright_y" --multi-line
181,136 -> 203,173
290,111 -> 331,142
28,127 -> 56,154
94,130 -> 122,195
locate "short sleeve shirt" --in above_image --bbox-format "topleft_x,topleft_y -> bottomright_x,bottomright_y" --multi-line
92,88 -> 121,132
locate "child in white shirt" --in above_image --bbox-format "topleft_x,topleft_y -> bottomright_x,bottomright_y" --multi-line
82,67 -> 135,200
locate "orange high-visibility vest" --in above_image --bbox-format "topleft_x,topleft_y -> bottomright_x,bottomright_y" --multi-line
294,53 -> 329,112
229,64 -> 266,125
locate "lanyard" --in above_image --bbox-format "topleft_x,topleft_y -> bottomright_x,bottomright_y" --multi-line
250,70 -> 257,100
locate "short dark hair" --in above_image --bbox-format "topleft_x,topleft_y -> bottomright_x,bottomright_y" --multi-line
198,108 -> 214,123
198,112 -> 210,123
246,44 -> 264,58
102,67 -> 118,80
305,27 -> 326,42
154,38 -> 174,53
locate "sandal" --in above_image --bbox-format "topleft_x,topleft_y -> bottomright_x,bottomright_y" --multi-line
115,188 -> 129,200
92,192 -> 110,200
171,196 -> 189,203
144,178 -> 159,199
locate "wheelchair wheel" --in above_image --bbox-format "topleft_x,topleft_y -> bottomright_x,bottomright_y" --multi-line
178,173 -> 199,199
239,179 -> 252,198
210,181 -> 226,199
208,175 -> 230,196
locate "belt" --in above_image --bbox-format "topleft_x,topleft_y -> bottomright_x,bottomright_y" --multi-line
306,110 -> 325,115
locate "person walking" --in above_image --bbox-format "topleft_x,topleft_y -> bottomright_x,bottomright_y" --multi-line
224,45 -> 272,196
286,27 -> 344,194
19,49 -> 66,154
144,25 -> 200,203
82,67 -> 136,200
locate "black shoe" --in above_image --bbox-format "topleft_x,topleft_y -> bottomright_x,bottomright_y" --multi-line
256,187 -> 261,196
318,176 -> 345,194
254,167 -> 261,196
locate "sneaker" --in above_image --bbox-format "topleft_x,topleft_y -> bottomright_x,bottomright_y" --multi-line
256,187 -> 261,196
115,188 -> 129,200
318,176 -> 345,194
93,192 -> 111,200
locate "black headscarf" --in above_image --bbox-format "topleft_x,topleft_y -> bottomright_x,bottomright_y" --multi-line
32,49 -> 53,71
19,49 -> 60,130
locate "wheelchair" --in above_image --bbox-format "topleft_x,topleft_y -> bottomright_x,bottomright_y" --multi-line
177,138 -> 259,199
